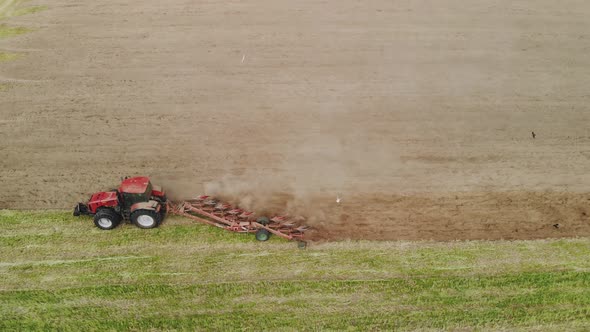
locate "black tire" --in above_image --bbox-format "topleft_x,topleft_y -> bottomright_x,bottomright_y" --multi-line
152,197 -> 168,222
255,229 -> 271,241
159,207 -> 167,223
131,209 -> 161,229
93,209 -> 122,230
256,216 -> 270,226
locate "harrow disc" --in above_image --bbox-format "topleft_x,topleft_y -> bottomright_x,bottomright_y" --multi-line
168,195 -> 308,242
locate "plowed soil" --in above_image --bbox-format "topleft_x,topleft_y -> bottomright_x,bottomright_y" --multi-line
2,0 -> 590,240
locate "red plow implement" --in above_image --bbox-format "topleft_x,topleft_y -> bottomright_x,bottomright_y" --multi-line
168,196 -> 309,244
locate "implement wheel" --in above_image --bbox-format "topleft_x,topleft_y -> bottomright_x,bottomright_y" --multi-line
255,229 -> 270,241
131,209 -> 160,229
93,209 -> 121,230
256,216 -> 270,226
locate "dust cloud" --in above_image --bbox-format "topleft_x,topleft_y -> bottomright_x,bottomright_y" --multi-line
201,114 -> 401,227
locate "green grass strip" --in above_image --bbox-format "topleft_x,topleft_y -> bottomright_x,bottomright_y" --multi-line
0,23 -> 30,38
0,51 -> 18,61
12,5 -> 46,17
0,0 -> 46,20
2,211 -> 590,330
1,271 -> 590,330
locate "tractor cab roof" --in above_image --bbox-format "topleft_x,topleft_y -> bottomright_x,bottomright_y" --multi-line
119,176 -> 151,194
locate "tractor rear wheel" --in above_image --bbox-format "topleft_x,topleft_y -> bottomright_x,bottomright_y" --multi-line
158,207 -> 167,223
131,209 -> 160,229
153,196 -> 167,221
255,229 -> 271,241
93,209 -> 121,230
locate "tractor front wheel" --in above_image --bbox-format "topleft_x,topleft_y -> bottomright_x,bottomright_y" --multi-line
131,209 -> 160,229
93,209 -> 121,230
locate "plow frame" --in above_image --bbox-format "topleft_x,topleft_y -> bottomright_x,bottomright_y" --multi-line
167,197 -> 307,242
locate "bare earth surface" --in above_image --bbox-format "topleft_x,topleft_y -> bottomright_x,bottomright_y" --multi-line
1,0 -> 590,240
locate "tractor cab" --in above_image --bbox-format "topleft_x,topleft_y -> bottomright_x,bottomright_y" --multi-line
74,176 -> 167,230
119,176 -> 156,208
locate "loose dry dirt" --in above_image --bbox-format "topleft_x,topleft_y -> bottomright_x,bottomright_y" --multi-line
2,0 -> 590,240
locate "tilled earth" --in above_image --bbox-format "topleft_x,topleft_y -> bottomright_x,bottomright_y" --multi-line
1,0 -> 590,240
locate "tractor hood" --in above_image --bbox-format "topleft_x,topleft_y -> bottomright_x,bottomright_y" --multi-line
119,176 -> 150,194
87,191 -> 119,213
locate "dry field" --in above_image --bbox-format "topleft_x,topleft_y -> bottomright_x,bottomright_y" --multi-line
2,0 -> 590,240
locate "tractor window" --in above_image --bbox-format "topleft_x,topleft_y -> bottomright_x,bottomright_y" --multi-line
121,183 -> 152,207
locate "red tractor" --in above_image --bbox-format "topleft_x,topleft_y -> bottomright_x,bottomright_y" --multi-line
73,176 -> 167,230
